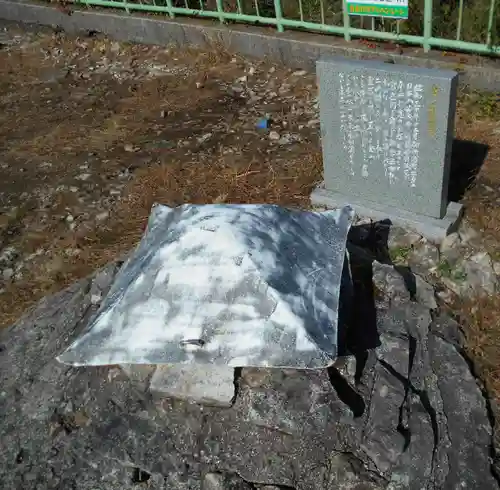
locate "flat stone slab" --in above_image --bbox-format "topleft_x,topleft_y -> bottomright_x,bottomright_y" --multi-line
150,364 -> 235,407
0,262 -> 498,489
311,183 -> 463,242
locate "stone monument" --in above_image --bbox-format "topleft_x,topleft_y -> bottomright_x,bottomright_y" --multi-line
311,57 -> 462,241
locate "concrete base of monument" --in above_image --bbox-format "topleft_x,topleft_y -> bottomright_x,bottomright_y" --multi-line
311,184 -> 464,243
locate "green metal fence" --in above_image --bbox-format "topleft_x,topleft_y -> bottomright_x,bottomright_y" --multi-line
70,0 -> 500,55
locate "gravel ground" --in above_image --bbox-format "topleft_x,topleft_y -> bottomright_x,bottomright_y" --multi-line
0,21 -> 323,326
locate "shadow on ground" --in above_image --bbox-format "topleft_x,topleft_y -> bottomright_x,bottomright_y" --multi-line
336,219 -> 420,371
448,139 -> 489,202
338,220 -> 390,359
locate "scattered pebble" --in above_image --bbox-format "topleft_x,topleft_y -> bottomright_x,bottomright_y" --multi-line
494,262 -> 500,276
124,144 -> 140,153
96,211 -> 109,222
2,268 -> 14,281
76,173 -> 91,181
278,134 -> 292,145
91,293 -> 102,305
197,133 -> 212,144
110,41 -> 120,54
441,232 -> 461,252
269,131 -> 280,141
459,223 -> 479,244
0,247 -> 17,264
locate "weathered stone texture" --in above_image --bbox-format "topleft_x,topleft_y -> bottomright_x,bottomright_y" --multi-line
0,261 -> 498,489
317,58 -> 458,219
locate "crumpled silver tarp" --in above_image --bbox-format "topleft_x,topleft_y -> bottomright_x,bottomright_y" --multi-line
57,203 -> 353,368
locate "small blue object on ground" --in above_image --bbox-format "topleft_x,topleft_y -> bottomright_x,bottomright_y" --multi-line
256,118 -> 270,129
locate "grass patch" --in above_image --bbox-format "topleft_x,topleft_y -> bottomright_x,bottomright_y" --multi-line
438,259 -> 468,281
452,268 -> 468,282
457,89 -> 500,124
437,259 -> 454,278
390,245 -> 412,263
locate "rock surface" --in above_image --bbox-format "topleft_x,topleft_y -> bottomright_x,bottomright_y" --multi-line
442,251 -> 498,296
0,262 -> 498,489
387,221 -> 498,299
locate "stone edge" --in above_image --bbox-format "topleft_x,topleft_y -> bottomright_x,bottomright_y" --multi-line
1,0 -> 500,90
310,184 -> 464,242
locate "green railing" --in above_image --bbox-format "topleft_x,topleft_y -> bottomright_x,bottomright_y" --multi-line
70,0 -> 500,55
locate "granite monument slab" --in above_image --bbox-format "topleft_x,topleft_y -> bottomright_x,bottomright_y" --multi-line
311,57 -> 462,241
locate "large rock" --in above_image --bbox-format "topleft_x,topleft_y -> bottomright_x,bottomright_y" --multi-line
442,251 -> 498,297
0,262 -> 498,489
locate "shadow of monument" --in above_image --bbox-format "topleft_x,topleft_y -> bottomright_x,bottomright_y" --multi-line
448,139 -> 489,203
331,220 -> 422,416
336,137 -> 490,362
336,220 -> 389,359
335,220 -> 420,361
326,221 -> 390,416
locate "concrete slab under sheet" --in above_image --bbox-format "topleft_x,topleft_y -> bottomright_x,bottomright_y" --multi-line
149,364 -> 235,407
311,183 -> 463,242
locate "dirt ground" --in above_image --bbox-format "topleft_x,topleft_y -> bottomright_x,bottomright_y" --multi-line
0,22 -> 500,403
0,21 -> 322,321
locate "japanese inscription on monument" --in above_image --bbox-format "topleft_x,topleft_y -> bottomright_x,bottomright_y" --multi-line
316,58 -> 458,219
338,72 -> 423,187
